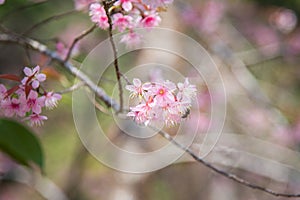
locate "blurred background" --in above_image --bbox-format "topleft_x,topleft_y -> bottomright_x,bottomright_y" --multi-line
0,0 -> 300,199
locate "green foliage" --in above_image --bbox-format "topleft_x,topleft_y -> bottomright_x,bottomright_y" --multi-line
0,118 -> 44,170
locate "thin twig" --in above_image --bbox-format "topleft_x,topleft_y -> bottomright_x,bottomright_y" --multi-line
120,72 -> 131,85
1,31 -> 300,198
22,10 -> 77,36
57,81 -> 86,94
87,91 -> 112,116
103,1 -> 124,113
151,126 -> 300,198
64,24 -> 97,62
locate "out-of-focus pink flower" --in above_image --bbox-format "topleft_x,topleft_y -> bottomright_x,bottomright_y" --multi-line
269,8 -> 297,34
74,0 -> 95,11
0,0 -> 5,5
43,92 -> 62,109
141,12 -> 161,28
245,25 -> 280,56
25,113 -> 48,126
56,41 -> 68,59
198,0 -> 226,34
142,0 -> 173,9
120,31 -> 142,48
56,41 -> 79,59
0,84 -> 7,101
89,3 -> 109,29
21,65 -> 46,89
112,13 -> 133,32
286,30 -> 300,56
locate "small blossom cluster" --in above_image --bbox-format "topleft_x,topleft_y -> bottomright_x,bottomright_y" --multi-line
126,78 -> 197,126
0,66 -> 62,126
89,0 -> 173,48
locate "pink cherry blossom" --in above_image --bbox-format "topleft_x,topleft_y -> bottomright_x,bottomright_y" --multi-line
125,78 -> 151,98
114,0 -> 133,12
152,81 -> 176,106
128,98 -> 156,125
0,66 -> 62,126
126,78 -> 197,126
25,90 -> 44,114
141,13 -> 161,28
25,113 -> 48,127
120,31 -> 142,48
112,13 -> 133,32
177,78 -> 197,103
2,97 -> 26,117
87,0 -> 173,48
89,3 -> 109,30
0,0 -> 5,5
43,92 -> 62,109
22,65 -> 46,89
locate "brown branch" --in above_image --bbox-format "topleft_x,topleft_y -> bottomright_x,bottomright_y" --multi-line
22,10 -> 77,36
0,33 -> 119,111
103,1 -> 124,113
151,126 -> 300,198
64,24 -> 97,62
0,31 -> 300,198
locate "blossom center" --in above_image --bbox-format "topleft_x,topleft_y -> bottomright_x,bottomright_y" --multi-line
158,88 -> 165,95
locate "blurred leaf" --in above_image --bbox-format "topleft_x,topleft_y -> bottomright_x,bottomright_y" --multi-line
0,118 -> 44,170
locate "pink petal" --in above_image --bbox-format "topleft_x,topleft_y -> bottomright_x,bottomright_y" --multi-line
122,1 -> 133,12
33,65 -> 40,74
28,90 -> 38,99
133,78 -> 141,87
23,67 -> 32,77
36,73 -> 46,82
32,80 -> 40,89
125,85 -> 135,92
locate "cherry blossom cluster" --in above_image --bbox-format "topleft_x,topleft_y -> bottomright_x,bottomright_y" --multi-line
126,78 -> 197,126
0,66 -> 62,126
89,0 -> 173,48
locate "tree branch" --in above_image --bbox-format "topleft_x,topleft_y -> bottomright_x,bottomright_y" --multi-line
0,33 -> 119,111
103,1 -> 124,113
0,31 -> 300,198
151,126 -> 300,198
